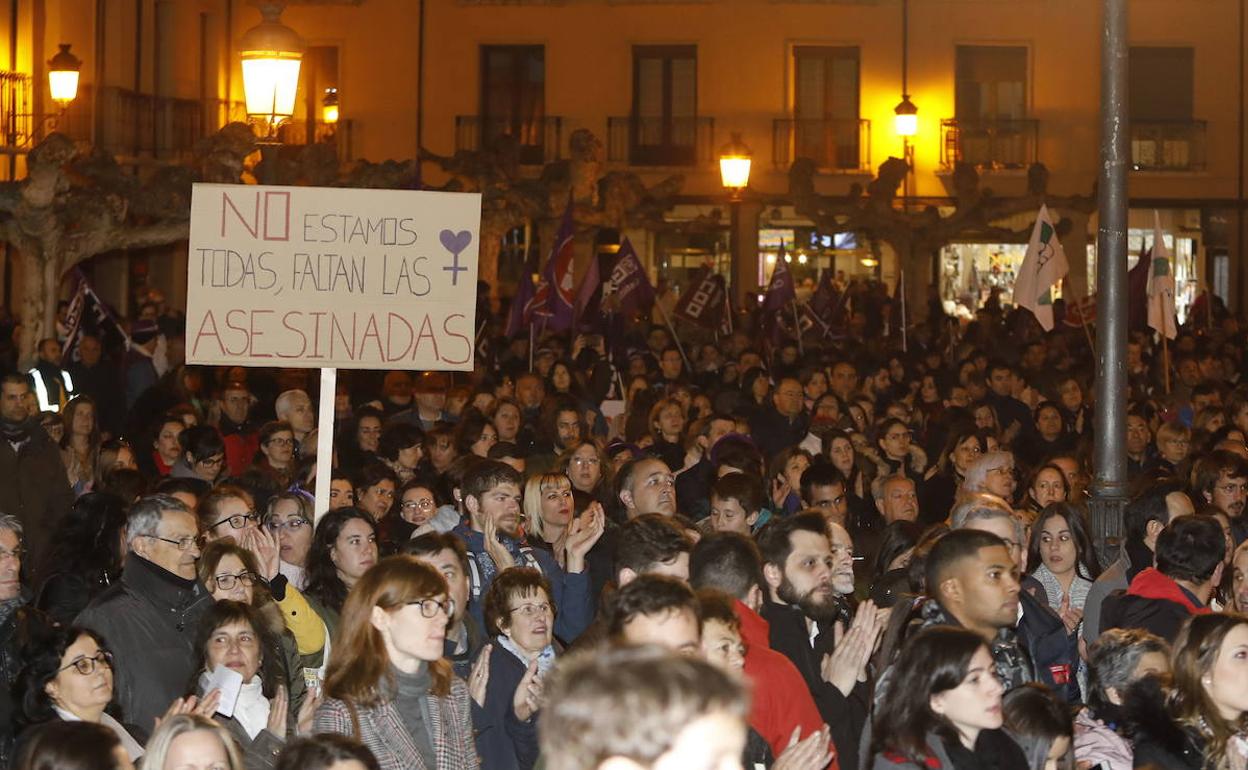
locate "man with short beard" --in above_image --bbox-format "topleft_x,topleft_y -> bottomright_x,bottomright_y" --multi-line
757,512 -> 879,769
453,460 -> 598,645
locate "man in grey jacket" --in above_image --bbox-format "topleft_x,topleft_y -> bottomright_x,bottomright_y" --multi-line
77,494 -> 212,730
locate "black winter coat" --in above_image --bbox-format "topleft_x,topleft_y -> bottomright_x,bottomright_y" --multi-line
0,421 -> 73,574
1123,677 -> 1207,769
75,554 -> 213,730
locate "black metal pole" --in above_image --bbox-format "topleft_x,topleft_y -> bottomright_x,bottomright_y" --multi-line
1090,0 -> 1129,564
730,197 -> 741,306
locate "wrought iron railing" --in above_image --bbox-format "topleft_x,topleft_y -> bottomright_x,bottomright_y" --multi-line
607,115 -> 715,166
940,118 -> 1039,170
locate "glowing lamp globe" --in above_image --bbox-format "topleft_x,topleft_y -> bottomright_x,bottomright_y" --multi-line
719,132 -> 753,194
894,95 -> 918,138
239,4 -> 305,127
47,44 -> 82,107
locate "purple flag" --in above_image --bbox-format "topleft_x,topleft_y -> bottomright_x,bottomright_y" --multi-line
606,237 -> 655,318
573,248 -> 603,330
505,272 -> 537,338
762,241 -> 797,313
533,196 -> 576,331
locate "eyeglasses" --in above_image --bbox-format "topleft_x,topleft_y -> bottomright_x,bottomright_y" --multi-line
266,518 -> 309,533
509,602 -> 553,618
212,571 -> 257,590
266,437 -> 295,447
571,456 -> 600,467
0,546 -> 23,562
401,499 -> 436,512
407,598 -> 455,618
211,512 -> 259,530
58,651 -> 113,676
197,455 -> 225,468
145,534 -> 201,551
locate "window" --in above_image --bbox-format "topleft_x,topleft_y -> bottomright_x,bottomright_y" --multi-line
1130,47 -> 1194,122
791,46 -> 860,169
955,46 -> 1027,120
481,46 -> 546,163
632,45 -> 697,165
948,46 -> 1032,169
1128,47 -> 1201,170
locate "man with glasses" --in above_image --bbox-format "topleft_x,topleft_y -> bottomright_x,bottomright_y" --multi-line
215,381 -> 259,478
1194,450 -> 1248,524
76,494 -> 212,730
750,377 -> 810,460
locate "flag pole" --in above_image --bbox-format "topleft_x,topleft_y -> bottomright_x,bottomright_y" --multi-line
528,322 -> 535,373
898,268 -> 908,352
1159,292 -> 1172,394
656,302 -> 693,373
1079,301 -> 1096,356
791,300 -> 804,355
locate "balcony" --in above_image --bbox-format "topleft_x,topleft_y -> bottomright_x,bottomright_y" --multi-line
278,119 -> 355,161
607,116 -> 714,166
772,118 -> 870,172
455,116 -> 563,165
940,118 -> 1039,170
93,86 -> 204,162
1130,120 -> 1207,172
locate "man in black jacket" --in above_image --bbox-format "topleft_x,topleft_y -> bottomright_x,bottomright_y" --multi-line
749,377 -> 810,460
0,373 -> 73,575
1101,514 -> 1225,643
0,515 -> 42,769
76,494 -> 212,730
757,512 -> 878,770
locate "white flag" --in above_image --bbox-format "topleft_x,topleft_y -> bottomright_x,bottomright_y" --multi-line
1147,211 -> 1178,340
1014,205 -> 1068,331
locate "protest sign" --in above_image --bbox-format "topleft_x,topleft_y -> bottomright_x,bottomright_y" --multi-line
186,183 -> 482,371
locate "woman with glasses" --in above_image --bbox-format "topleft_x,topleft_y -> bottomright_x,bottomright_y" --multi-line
394,480 -> 456,541
314,556 -> 477,770
190,601 -> 319,770
557,440 -> 612,507
169,425 -> 227,496
199,485 -> 262,545
15,626 -> 143,762
264,492 -> 314,590
197,539 -> 326,700
473,567 -> 555,770
254,422 -> 297,490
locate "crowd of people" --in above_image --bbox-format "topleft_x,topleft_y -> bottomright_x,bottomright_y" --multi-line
2,283 -> 1248,770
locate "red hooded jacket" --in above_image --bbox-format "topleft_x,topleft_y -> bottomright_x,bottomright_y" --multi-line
735,599 -> 835,767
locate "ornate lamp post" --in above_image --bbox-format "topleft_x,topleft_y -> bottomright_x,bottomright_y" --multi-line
719,132 -> 752,305
239,1 -> 305,140
322,87 -> 340,126
47,44 -> 82,108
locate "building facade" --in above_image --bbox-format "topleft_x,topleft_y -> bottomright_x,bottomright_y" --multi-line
0,0 -> 1244,321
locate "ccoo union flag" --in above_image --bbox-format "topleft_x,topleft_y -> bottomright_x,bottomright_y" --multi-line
1014,205 -> 1069,331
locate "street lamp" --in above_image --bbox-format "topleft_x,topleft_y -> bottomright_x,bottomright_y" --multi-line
239,1 -> 305,138
47,44 -> 82,108
322,87 -> 339,125
894,95 -> 918,139
719,132 -> 752,305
